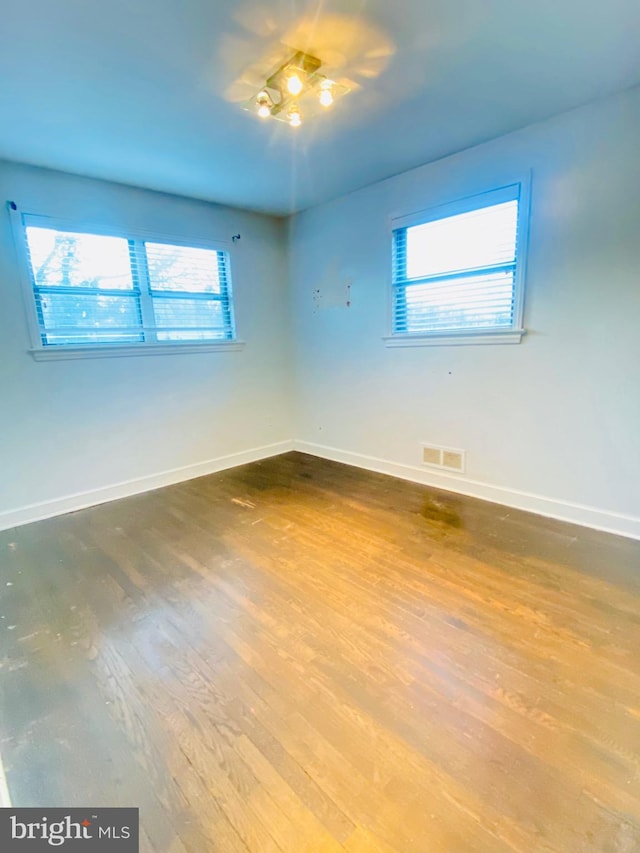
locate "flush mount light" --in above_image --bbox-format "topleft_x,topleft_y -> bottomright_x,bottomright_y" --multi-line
244,50 -> 350,127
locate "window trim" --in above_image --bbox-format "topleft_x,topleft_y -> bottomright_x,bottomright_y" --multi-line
385,175 -> 531,347
8,204 -> 245,359
28,340 -> 245,361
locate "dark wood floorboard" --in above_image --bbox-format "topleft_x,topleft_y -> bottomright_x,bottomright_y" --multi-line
1,451 -> 639,852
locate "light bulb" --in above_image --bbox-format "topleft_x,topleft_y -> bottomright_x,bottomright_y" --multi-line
287,74 -> 303,96
319,87 -> 334,108
256,91 -> 271,118
289,109 -> 302,128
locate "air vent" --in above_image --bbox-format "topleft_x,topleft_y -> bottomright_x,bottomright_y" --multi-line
422,444 -> 465,473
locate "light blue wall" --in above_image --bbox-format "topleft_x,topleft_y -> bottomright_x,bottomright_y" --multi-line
0,163 -> 293,524
288,87 -> 640,535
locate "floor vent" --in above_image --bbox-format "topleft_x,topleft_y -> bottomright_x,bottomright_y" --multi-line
421,444 -> 465,473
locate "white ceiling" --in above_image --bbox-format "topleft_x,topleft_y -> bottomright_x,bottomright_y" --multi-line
1,0 -> 639,215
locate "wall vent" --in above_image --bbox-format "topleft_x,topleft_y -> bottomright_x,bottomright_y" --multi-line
421,444 -> 465,473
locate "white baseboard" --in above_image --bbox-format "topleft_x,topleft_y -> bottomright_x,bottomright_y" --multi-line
3,438 -> 638,541
294,440 -> 640,541
0,440 -> 294,533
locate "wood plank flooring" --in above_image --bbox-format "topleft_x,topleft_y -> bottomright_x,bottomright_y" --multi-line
1,451 -> 639,852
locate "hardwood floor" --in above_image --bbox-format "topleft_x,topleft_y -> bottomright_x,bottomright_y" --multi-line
1,451 -> 639,852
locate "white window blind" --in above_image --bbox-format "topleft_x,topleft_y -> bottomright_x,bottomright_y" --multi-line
20,216 -> 236,348
143,241 -> 233,342
391,183 -> 526,339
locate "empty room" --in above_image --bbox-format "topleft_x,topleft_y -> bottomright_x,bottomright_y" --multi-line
0,0 -> 639,850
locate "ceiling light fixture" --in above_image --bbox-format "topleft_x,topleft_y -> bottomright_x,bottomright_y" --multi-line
244,50 -> 350,127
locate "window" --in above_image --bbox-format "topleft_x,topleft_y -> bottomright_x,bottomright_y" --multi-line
389,181 -> 529,345
13,210 -> 238,357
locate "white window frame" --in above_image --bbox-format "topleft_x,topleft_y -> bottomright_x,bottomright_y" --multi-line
7,203 -> 245,360
384,175 -> 531,347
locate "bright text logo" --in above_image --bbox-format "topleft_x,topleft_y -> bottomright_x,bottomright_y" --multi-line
1,808 -> 138,851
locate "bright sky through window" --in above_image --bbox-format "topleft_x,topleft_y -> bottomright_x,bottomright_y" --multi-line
405,201 -> 518,281
26,227 -> 133,290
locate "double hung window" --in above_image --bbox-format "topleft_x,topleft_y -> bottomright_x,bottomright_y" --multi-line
12,209 -> 237,356
390,182 -> 529,345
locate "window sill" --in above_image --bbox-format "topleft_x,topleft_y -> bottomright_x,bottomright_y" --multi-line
383,329 -> 526,348
29,340 -> 246,361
